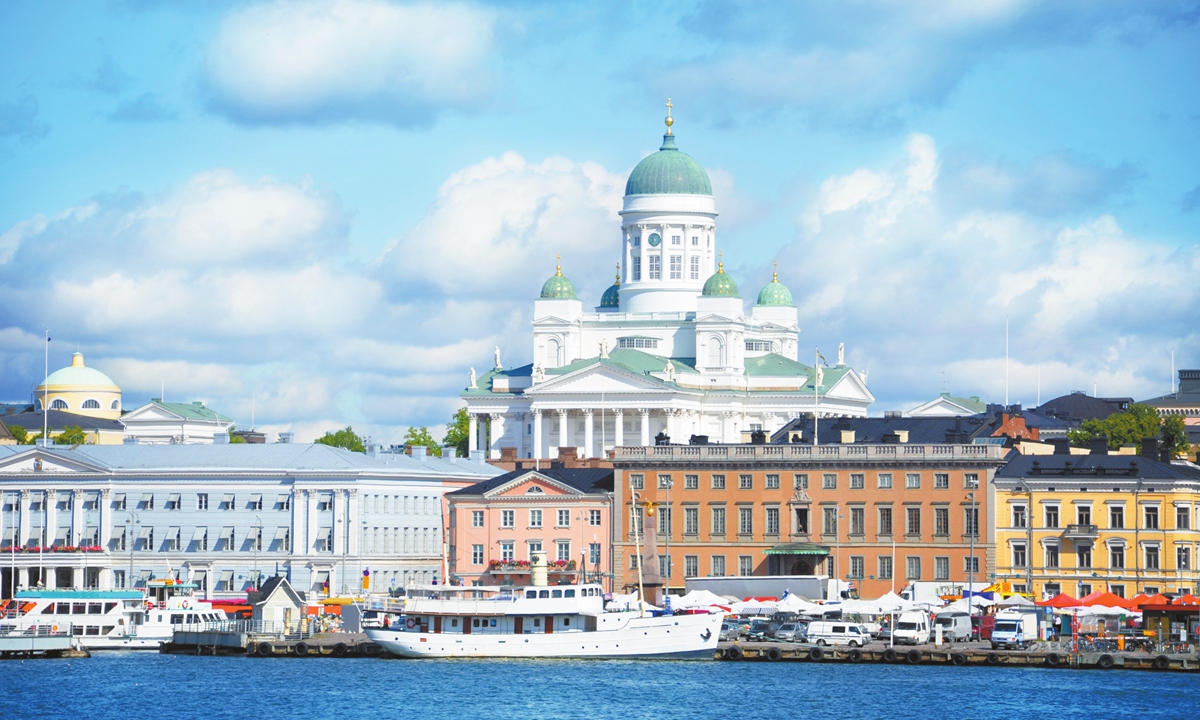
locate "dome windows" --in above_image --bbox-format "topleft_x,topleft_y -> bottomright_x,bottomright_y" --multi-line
51,399 -> 68,410
111,400 -> 120,410
82,399 -> 100,409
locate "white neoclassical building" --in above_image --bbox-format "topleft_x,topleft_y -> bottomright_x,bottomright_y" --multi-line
463,111 -> 874,459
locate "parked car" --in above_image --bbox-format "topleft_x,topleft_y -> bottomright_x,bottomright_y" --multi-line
806,621 -> 871,647
719,620 -> 741,641
775,622 -> 807,643
747,619 -> 779,640
933,611 -> 972,642
893,611 -> 932,645
972,614 -> 995,641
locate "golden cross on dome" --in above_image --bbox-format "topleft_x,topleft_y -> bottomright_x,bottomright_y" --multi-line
615,262 -> 621,284
555,252 -> 562,276
773,259 -> 778,283
717,250 -> 723,272
665,98 -> 674,135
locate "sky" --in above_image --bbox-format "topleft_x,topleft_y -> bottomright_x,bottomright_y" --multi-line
1,0 -> 1198,444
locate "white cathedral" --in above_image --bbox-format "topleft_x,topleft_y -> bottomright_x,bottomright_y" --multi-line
463,108 -> 874,459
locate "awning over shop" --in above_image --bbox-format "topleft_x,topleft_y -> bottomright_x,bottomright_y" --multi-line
763,542 -> 830,556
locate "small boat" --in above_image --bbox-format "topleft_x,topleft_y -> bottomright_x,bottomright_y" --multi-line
364,554 -> 722,660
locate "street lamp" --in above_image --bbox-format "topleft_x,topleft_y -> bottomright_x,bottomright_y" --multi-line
662,476 -> 673,593
125,511 -> 140,591
967,475 -> 979,595
253,514 -> 262,590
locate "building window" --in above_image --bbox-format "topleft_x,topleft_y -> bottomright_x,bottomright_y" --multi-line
684,507 -> 699,535
471,545 -> 484,565
648,255 -> 661,280
279,529 -> 290,552
589,543 -> 601,566
557,541 -> 571,562
765,474 -> 780,490
631,256 -> 641,281
1045,506 -> 1060,529
630,474 -> 644,490
878,473 -> 892,489
934,474 -> 949,490
659,556 -> 670,578
683,474 -> 699,490
823,474 -> 837,490
658,507 -> 672,536
249,527 -> 262,552
738,507 -> 753,535
738,556 -> 754,576
631,234 -> 640,247
1177,506 -> 1190,530
964,556 -> 979,574
166,528 -> 180,552
1013,505 -> 1027,528
745,341 -> 772,352
850,507 -> 864,536
850,474 -> 864,490
1012,543 -> 1027,568
669,254 -> 682,280
500,541 -> 514,562
1144,506 -> 1159,530
501,510 -> 514,528
690,256 -> 700,280
906,557 -> 922,580
964,472 -> 979,489
1145,545 -> 1160,570
1077,547 -> 1092,569
711,474 -> 726,490
250,494 -> 263,511
589,509 -> 602,526
738,474 -> 753,490
1110,545 -> 1124,569
557,509 -> 570,527
711,507 -> 726,535
905,473 -> 920,489
51,398 -> 68,410
823,507 -> 838,536
964,507 -> 979,537
794,474 -> 808,490
711,555 -> 726,577
658,474 -> 673,489
878,507 -> 893,535
1045,545 -> 1060,569
906,507 -> 921,536
671,234 -> 681,246
878,556 -> 893,580
618,337 -> 658,349
766,507 -> 780,535
934,507 -> 950,536
934,557 -> 950,580
225,494 -> 240,511
1177,546 -> 1190,570
684,555 -> 698,578
632,507 -> 644,535
529,509 -> 542,528
629,555 -> 640,570
472,511 -> 484,528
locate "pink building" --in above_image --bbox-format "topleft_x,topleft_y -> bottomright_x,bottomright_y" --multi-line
446,468 -> 614,590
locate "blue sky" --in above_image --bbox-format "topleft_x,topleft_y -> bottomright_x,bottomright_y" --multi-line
1,0 -> 1198,443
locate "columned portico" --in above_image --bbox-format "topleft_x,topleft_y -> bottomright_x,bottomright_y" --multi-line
468,413 -> 479,454
583,410 -> 595,458
614,409 -> 624,447
557,410 -> 569,457
532,410 -> 543,460
640,409 -> 650,446
488,413 -> 505,459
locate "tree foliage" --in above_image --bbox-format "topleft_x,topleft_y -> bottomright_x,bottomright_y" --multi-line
8,425 -> 29,444
1161,415 -> 1190,457
403,426 -> 442,457
315,426 -> 365,453
442,407 -> 470,458
1068,403 -> 1179,453
54,426 -> 89,446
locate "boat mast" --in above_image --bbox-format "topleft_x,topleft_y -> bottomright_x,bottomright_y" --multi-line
630,481 -> 645,618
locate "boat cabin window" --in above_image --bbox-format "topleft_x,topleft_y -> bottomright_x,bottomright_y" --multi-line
450,618 -> 459,627
564,618 -> 570,626
103,603 -> 117,613
489,619 -> 497,627
526,591 -> 537,599
533,618 -> 541,627
171,614 -> 184,624
564,590 -> 575,598
551,590 -> 562,598
89,603 -> 103,614
73,603 -> 87,614
472,618 -> 482,628
41,604 -> 55,614
538,590 -> 549,598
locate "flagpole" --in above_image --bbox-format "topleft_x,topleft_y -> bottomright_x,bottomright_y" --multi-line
43,328 -> 49,446
814,347 -> 820,447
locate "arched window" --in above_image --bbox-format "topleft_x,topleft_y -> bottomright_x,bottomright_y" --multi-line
82,399 -> 100,409
50,398 -> 68,410
110,400 -> 120,410
544,338 -> 561,369
706,337 -> 724,368
525,486 -> 544,494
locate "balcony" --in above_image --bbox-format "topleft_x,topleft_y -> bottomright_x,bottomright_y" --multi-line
486,560 -> 577,575
1063,524 -> 1099,540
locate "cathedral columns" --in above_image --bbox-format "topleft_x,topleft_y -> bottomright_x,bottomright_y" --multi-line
467,413 -> 478,454
488,413 -> 505,459
532,411 -> 543,460
614,409 -> 624,447
583,410 -> 594,458
640,409 -> 650,446
556,410 -> 569,457
514,412 -> 525,459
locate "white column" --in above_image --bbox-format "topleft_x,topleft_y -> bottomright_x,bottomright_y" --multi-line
723,411 -> 736,443
665,410 -> 675,443
100,489 -> 112,548
515,412 -> 525,458
583,409 -> 594,459
614,409 -> 624,447
305,489 -> 317,554
348,489 -> 359,556
532,410 -> 543,460
640,409 -> 650,446
468,413 -> 478,454
557,410 -> 568,458
72,489 -> 83,546
489,413 -> 505,459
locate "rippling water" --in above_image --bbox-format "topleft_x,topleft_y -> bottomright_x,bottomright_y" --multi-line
0,652 -> 1195,720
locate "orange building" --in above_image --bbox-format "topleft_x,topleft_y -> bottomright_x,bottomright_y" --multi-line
612,442 -> 1007,599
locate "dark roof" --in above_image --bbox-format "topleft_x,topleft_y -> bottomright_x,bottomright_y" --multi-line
3,410 -> 125,432
997,454 -> 1200,481
771,415 -> 990,445
1035,392 -> 1127,423
0,421 -> 13,442
448,467 -> 614,496
248,575 -> 302,606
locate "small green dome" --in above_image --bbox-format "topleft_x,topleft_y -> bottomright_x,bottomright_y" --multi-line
756,271 -> 794,306
625,134 -> 713,196
702,263 -> 739,297
540,261 -> 577,299
600,280 -> 620,308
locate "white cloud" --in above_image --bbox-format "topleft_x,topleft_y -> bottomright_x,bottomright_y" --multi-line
205,0 -> 496,126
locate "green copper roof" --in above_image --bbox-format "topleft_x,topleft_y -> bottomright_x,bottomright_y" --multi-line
702,265 -> 739,297
600,282 -> 620,308
744,353 -> 813,377
625,134 -> 713,196
153,400 -> 233,422
540,265 -> 577,299
756,273 -> 794,306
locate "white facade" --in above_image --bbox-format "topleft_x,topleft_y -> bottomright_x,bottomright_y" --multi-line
120,400 -> 235,444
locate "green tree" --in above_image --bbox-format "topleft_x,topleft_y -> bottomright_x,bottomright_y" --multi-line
315,426 -> 366,453
403,426 -> 442,457
54,426 -> 89,446
1068,403 -> 1181,453
1161,415 -> 1190,458
7,425 -> 29,444
442,407 -> 470,458
226,426 -> 246,444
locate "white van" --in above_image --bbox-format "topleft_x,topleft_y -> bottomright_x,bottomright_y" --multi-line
933,611 -> 971,642
806,621 -> 871,647
893,611 -> 931,645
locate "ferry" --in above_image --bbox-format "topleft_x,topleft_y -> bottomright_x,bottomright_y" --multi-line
0,580 -> 225,649
364,555 -> 722,659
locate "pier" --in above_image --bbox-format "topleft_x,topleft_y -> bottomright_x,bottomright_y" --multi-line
161,620 -> 381,657
0,627 -> 90,660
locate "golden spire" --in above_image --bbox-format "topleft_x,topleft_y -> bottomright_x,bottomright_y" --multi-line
664,98 -> 673,135
717,250 -> 723,272
615,262 -> 621,285
555,252 -> 562,276
773,259 -> 778,283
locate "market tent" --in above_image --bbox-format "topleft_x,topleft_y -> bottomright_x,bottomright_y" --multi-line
942,596 -> 994,613
873,591 -> 915,613
994,594 -> 1035,607
777,594 -> 823,614
673,590 -> 731,610
1171,593 -> 1200,606
730,599 -> 778,615
1079,591 -> 1134,609
1077,605 -> 1138,618
1037,593 -> 1082,608
606,593 -> 662,613
1133,593 -> 1168,608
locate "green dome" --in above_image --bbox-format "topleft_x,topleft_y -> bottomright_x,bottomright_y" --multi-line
39,353 -> 119,390
702,264 -> 739,297
756,272 -> 794,306
600,281 -> 620,308
540,262 -> 577,299
625,135 -> 713,196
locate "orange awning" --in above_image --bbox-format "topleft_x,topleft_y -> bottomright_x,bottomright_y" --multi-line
1079,591 -> 1134,609
1037,592 -> 1082,608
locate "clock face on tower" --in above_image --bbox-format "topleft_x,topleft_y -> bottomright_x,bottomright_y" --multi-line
648,233 -> 662,247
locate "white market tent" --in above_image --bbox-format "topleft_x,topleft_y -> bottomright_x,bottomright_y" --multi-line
672,589 -> 731,610
994,594 -> 1035,607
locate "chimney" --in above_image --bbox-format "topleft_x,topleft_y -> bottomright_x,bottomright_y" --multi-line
884,410 -> 903,420
1049,438 -> 1069,455
442,445 -> 457,460
411,445 -> 427,459
1088,435 -> 1109,455
1140,437 -> 1159,460
277,432 -> 294,444
895,430 -> 909,443
840,429 -> 855,444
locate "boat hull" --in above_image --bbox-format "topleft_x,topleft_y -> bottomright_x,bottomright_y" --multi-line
367,613 -> 722,660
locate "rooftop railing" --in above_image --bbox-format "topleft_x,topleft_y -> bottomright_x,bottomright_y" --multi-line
612,443 -> 1004,462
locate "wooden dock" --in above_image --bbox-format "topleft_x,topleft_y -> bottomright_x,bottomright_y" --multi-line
716,641 -> 1198,671
163,630 -> 382,657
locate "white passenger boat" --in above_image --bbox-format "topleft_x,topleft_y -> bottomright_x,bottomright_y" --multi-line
365,582 -> 721,659
0,580 -> 225,649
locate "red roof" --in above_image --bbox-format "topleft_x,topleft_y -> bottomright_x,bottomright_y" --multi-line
1134,593 -> 1169,608
1079,590 -> 1134,609
1037,592 -> 1082,608
1171,593 -> 1200,606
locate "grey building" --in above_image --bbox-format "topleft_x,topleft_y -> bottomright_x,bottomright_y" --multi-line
0,444 -> 500,599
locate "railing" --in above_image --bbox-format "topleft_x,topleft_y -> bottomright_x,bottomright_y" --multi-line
1063,524 -> 1100,539
175,619 -> 312,639
0,623 -> 72,637
611,443 -> 1006,462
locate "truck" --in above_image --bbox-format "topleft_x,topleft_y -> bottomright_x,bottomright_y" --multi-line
892,610 -> 932,645
991,610 -> 1039,650
899,581 -> 990,606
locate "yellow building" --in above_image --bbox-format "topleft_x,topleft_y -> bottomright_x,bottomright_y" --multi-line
994,452 -> 1200,599
34,352 -> 122,420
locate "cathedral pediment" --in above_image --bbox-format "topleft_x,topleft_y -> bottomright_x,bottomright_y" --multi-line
824,369 -> 876,404
527,361 -> 674,397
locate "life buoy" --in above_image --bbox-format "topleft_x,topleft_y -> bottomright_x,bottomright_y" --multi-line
808,647 -> 825,662
51,625 -> 59,633
146,601 -> 154,611
1153,655 -> 1170,670
1097,654 -> 1114,669
181,600 -> 189,609
405,618 -> 417,629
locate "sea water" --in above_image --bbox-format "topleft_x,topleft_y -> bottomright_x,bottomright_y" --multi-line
0,653 -> 1195,720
